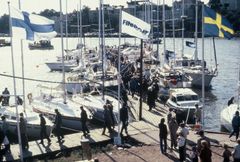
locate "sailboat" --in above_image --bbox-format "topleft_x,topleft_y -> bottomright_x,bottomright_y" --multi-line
171,0 -> 218,88
31,0 -> 92,131
0,103 -> 53,138
220,66 -> 240,132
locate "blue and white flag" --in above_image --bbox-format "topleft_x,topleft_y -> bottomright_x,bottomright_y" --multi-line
10,6 -> 57,41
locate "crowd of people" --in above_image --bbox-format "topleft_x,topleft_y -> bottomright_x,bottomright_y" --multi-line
158,109 -> 240,162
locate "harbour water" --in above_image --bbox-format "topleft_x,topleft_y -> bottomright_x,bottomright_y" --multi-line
0,37 -> 239,131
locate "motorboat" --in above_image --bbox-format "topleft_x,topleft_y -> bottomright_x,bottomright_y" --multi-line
0,39 -> 11,47
31,90 -> 92,131
28,40 -> 54,50
166,88 -> 202,123
0,105 -> 53,138
150,65 -> 192,101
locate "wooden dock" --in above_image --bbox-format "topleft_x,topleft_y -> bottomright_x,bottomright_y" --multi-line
2,95 -> 236,161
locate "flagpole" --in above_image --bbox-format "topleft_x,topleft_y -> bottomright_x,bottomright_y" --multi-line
59,0 -> 67,104
8,2 -> 23,162
18,0 -> 26,114
201,4 -> 205,128
117,7 -> 122,144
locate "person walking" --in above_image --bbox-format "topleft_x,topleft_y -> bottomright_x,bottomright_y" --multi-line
2,88 -> 10,106
39,114 -> 51,145
80,106 -> 90,137
20,117 -> 28,150
102,105 -> 113,135
147,86 -> 155,111
222,143 -> 231,162
197,130 -> 211,153
178,132 -> 186,162
159,118 -> 168,154
169,117 -> 178,149
194,104 -> 201,124
120,103 -> 129,136
229,111 -> 240,140
54,109 -> 64,142
1,116 -> 10,152
199,140 -> 212,162
232,139 -> 240,162
106,100 -> 115,129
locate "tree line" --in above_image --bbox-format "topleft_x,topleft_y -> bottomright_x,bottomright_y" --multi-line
0,3 -> 239,36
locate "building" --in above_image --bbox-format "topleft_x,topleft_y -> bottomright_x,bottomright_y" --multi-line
220,0 -> 240,11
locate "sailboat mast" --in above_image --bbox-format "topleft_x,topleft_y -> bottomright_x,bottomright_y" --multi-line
77,4 -> 80,45
8,2 -> 23,161
194,0 -> 198,61
212,37 -> 218,73
79,0 -> 83,67
172,0 -> 176,64
60,0 -> 67,103
201,3 -> 205,128
181,0 -> 185,57
65,0 -> 68,50
162,0 -> 166,65
100,0 -> 105,99
157,0 -> 160,64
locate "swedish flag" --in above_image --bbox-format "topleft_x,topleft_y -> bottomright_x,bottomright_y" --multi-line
203,6 -> 234,39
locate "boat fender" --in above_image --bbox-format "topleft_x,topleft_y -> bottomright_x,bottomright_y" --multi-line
171,79 -> 177,85
27,93 -> 32,100
67,77 -> 72,82
27,93 -> 33,104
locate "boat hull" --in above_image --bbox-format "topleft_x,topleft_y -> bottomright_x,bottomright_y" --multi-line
66,80 -> 118,94
187,72 -> 215,88
220,104 -> 238,132
0,121 -> 52,139
45,62 -> 77,72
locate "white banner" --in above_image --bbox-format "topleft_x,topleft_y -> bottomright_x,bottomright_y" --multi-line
121,11 -> 151,40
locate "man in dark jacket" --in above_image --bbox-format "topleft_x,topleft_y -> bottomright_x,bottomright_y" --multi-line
39,114 -> 51,145
54,109 -> 64,142
80,106 -> 90,137
2,88 -> 10,106
106,100 -> 115,129
159,118 -> 168,154
120,103 -> 129,136
102,105 -> 113,135
229,111 -> 240,140
147,86 -> 155,111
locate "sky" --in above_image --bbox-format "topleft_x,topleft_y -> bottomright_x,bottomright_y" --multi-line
0,0 -> 209,16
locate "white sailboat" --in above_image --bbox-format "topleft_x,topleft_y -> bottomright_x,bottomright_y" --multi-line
0,104 -> 53,138
221,66 -> 240,132
32,0 -> 92,131
171,0 -> 218,88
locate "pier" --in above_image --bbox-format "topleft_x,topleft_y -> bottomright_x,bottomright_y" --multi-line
3,95 -> 236,161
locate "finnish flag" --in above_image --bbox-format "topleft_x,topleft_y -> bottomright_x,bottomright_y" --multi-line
10,6 -> 57,41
